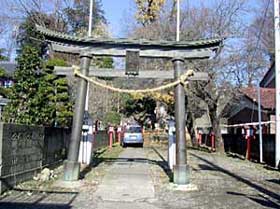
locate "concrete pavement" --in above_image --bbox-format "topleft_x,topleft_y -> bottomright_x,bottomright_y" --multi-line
94,147 -> 156,202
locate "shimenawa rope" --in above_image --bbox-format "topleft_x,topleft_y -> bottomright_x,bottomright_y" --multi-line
72,65 -> 194,94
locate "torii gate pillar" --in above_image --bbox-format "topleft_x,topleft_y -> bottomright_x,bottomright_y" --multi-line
64,52 -> 92,181
173,58 -> 190,185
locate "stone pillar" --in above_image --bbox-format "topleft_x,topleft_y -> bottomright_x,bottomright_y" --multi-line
173,57 -> 190,185
64,52 -> 92,181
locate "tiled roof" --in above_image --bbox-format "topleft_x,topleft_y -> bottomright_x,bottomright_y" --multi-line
241,87 -> 275,109
36,25 -> 224,49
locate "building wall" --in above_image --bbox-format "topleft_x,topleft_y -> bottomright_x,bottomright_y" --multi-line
260,64 -> 275,88
228,107 -> 269,125
0,123 -> 70,193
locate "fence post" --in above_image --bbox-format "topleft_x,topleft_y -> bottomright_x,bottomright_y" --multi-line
117,126 -> 122,144
211,132 -> 215,152
198,131 -> 202,146
108,126 -> 114,149
246,136 -> 251,160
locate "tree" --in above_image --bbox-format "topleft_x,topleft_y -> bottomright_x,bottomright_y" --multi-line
249,0 -> 274,63
17,10 -> 68,54
4,47 -> 72,127
44,58 -> 73,127
135,0 -> 166,26
121,93 -> 157,127
129,0 -> 256,152
64,0 -> 106,35
103,111 -> 121,126
4,46 -> 43,124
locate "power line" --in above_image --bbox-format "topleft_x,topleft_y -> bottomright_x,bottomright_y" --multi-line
248,0 -> 271,71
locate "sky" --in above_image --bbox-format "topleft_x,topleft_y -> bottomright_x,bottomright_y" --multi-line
0,0 -> 264,60
100,0 -> 259,37
102,0 -> 134,37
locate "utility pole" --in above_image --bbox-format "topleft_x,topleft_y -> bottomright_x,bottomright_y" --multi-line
88,0 -> 93,37
257,85 -> 263,163
85,0 -> 94,112
274,0 -> 280,169
176,0 -> 180,42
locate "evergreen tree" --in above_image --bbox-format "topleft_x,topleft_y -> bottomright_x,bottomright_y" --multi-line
4,46 -> 42,124
45,59 -> 73,127
4,47 -> 72,127
65,0 -> 106,35
17,11 -> 68,54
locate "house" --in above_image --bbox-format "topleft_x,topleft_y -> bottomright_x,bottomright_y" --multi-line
226,87 -> 275,134
225,63 -> 276,134
0,61 -> 16,90
260,62 -> 275,88
0,61 -> 17,113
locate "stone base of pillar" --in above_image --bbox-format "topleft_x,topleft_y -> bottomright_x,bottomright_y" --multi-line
63,160 -> 80,181
173,164 -> 190,185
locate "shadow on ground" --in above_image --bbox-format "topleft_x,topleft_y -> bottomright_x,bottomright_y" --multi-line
191,153 -> 280,208
0,202 -> 72,209
80,146 -> 173,182
0,188 -> 78,209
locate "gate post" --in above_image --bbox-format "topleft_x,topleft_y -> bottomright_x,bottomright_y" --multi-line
64,52 -> 92,181
173,57 -> 190,185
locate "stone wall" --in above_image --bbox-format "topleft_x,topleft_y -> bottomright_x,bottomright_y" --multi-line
0,123 -> 70,193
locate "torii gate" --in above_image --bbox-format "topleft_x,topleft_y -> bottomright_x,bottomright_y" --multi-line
36,25 -> 223,185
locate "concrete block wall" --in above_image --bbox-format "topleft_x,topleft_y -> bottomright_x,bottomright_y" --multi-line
0,123 -> 69,193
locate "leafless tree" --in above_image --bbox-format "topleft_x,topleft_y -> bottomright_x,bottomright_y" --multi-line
125,0 -> 271,151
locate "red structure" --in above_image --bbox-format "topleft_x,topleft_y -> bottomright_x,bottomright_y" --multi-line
210,132 -> 215,151
117,126 -> 122,144
108,126 -> 114,149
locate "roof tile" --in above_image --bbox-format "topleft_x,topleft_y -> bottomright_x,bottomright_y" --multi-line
241,87 -> 275,109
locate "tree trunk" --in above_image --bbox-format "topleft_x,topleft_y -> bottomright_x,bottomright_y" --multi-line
209,105 -> 224,153
186,110 -> 197,147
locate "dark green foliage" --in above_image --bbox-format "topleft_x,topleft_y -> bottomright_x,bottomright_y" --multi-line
17,12 -> 46,53
103,111 -> 121,126
121,94 -> 156,126
17,11 -> 68,54
0,86 -> 12,98
94,57 -> 114,68
0,68 -> 8,78
44,58 -> 73,127
4,48 -> 72,127
46,58 -> 67,67
65,0 -> 106,35
4,46 -> 43,124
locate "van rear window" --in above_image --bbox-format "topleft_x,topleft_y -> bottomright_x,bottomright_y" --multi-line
126,126 -> 142,133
